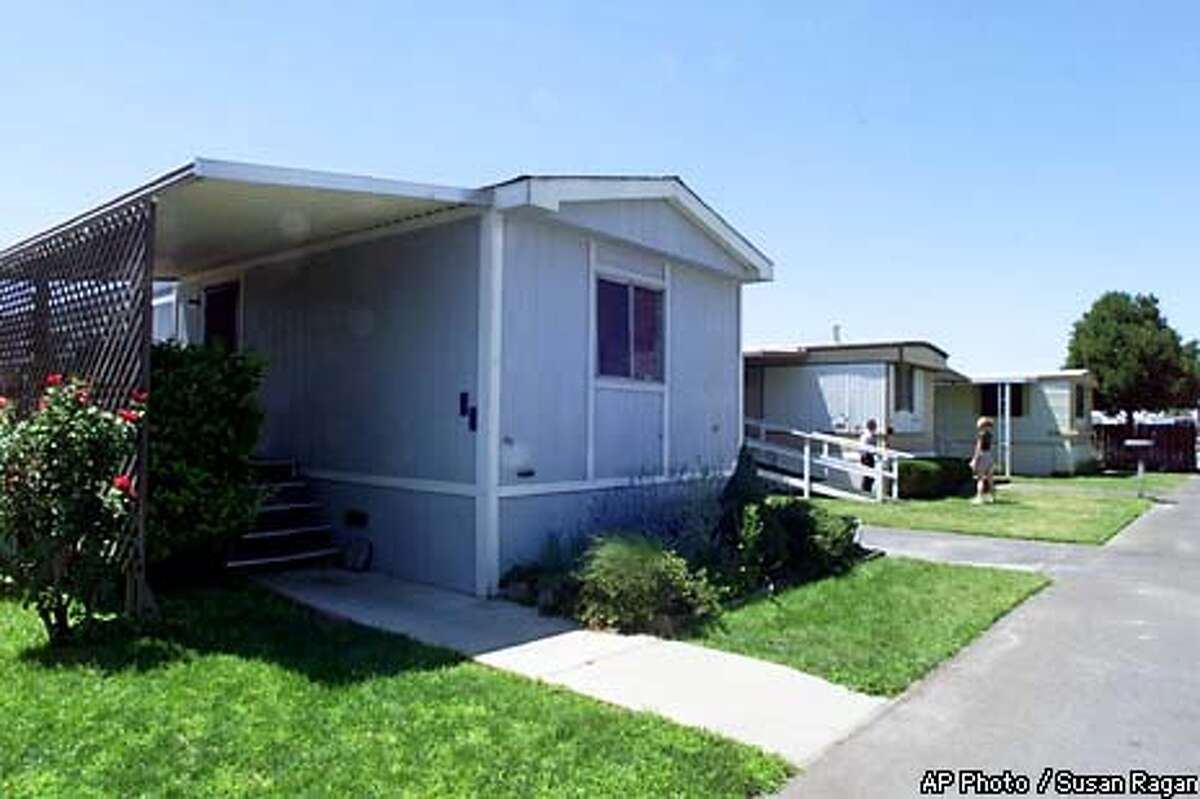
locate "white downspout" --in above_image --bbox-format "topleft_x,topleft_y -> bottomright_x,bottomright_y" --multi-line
474,210 -> 504,597
1004,382 -> 1013,479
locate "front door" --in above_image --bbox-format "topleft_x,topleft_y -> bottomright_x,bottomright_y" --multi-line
203,282 -> 240,351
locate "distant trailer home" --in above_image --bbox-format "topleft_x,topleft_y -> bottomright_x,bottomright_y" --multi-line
744,341 -> 950,456
89,159 -> 772,596
744,341 -> 1098,477
934,369 -> 1098,477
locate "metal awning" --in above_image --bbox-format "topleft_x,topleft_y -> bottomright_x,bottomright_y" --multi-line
1,159 -> 491,279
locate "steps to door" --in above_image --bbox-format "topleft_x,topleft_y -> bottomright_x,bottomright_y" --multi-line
226,459 -> 340,570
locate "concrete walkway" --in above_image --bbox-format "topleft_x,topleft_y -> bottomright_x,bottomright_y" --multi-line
259,568 -> 886,767
858,526 -> 1105,576
785,476 -> 1200,797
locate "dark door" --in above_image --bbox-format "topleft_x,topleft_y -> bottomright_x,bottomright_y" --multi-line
204,282 -> 240,351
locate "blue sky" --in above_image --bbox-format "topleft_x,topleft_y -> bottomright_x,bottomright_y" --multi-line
2,2 -> 1198,375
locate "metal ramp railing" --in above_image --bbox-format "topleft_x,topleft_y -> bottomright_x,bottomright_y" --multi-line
744,418 -> 914,503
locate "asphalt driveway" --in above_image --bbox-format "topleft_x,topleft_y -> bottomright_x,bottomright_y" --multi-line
785,477 -> 1200,797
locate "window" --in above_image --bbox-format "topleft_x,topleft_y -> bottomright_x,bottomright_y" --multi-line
895,364 -> 915,413
1075,384 -> 1086,420
597,278 -> 664,381
980,383 -> 1024,418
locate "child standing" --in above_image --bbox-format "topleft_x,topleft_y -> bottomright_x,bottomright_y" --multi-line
971,416 -> 996,503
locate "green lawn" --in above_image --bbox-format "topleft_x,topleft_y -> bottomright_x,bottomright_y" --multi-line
696,557 -> 1048,696
1013,471 -> 1192,497
815,480 -> 1152,544
0,585 -> 789,798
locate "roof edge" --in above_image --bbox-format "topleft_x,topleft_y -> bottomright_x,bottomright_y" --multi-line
489,175 -> 773,280
0,162 -> 196,259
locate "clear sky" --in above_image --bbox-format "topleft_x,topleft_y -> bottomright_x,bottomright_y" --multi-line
2,2 -> 1197,375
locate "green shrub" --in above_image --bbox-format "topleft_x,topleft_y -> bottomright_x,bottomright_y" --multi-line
146,343 -> 265,571
765,497 -> 860,577
899,458 -> 972,499
0,376 -> 140,643
576,533 -> 722,636
500,534 -> 585,616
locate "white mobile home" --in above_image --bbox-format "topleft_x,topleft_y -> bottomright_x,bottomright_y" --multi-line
111,159 -> 771,596
744,342 -> 1098,477
744,341 -> 949,455
934,370 -> 1097,476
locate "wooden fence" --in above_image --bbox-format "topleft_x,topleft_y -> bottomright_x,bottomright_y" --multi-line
1097,421 -> 1198,472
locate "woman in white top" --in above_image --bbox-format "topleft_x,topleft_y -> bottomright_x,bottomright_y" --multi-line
860,419 -> 879,494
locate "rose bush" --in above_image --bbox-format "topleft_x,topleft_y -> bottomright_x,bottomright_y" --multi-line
0,376 -> 141,643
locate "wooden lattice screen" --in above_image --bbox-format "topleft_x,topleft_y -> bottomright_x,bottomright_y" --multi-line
0,198 -> 156,615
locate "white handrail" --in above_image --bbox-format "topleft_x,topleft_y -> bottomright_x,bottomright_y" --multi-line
743,417 -> 915,459
744,416 -> 911,503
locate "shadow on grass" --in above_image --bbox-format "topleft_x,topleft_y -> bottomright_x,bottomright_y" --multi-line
17,579 -> 464,685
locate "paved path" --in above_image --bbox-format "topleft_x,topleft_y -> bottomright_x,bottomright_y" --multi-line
259,568 -> 885,767
785,477 -> 1200,797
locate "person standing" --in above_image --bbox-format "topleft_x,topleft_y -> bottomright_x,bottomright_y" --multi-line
860,418 -> 879,495
971,417 -> 996,503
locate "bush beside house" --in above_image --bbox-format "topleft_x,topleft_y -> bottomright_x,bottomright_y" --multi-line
502,446 -> 864,636
898,457 -> 972,499
145,343 -> 265,577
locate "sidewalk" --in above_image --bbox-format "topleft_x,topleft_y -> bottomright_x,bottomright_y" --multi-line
259,568 -> 886,767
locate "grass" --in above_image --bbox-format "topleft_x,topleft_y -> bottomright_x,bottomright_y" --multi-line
1013,471 -> 1192,496
815,478 -> 1154,544
0,585 -> 789,798
696,557 -> 1049,696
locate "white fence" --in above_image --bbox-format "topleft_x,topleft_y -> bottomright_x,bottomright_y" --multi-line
744,418 -> 914,503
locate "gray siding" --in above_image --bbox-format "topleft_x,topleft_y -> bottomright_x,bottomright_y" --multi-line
499,216 -> 589,484
498,213 -> 742,485
556,199 -> 746,279
669,264 -> 740,472
240,218 -> 480,482
594,387 -> 664,477
761,363 -> 887,433
499,479 -> 722,574
315,480 -> 475,592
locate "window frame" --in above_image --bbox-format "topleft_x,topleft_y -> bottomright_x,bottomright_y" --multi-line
1074,383 -> 1087,421
594,271 -> 666,386
894,363 -> 916,414
980,383 -> 1025,418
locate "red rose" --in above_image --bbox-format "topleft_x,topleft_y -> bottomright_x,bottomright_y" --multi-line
0,397 -> 8,409
45,374 -> 64,387
76,389 -> 91,405
130,389 -> 149,405
112,474 -> 136,497
118,408 -> 142,424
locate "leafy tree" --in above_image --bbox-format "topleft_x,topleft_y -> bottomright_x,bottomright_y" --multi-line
1066,292 -> 1199,422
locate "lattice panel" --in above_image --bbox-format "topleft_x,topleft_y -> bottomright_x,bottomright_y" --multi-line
0,200 -> 153,413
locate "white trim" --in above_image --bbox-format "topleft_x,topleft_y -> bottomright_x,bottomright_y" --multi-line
661,261 -> 672,476
586,240 -> 598,480
498,470 -> 732,499
474,210 -> 504,598
595,376 -> 666,394
305,469 -> 477,497
193,158 -> 489,206
736,286 -> 744,450
594,264 -> 666,290
165,206 -> 482,284
490,177 -> 773,280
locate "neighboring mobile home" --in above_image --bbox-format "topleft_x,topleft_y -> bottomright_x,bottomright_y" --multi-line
744,342 -> 1097,477
65,159 -> 772,596
744,341 -> 950,455
934,369 -> 1097,476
